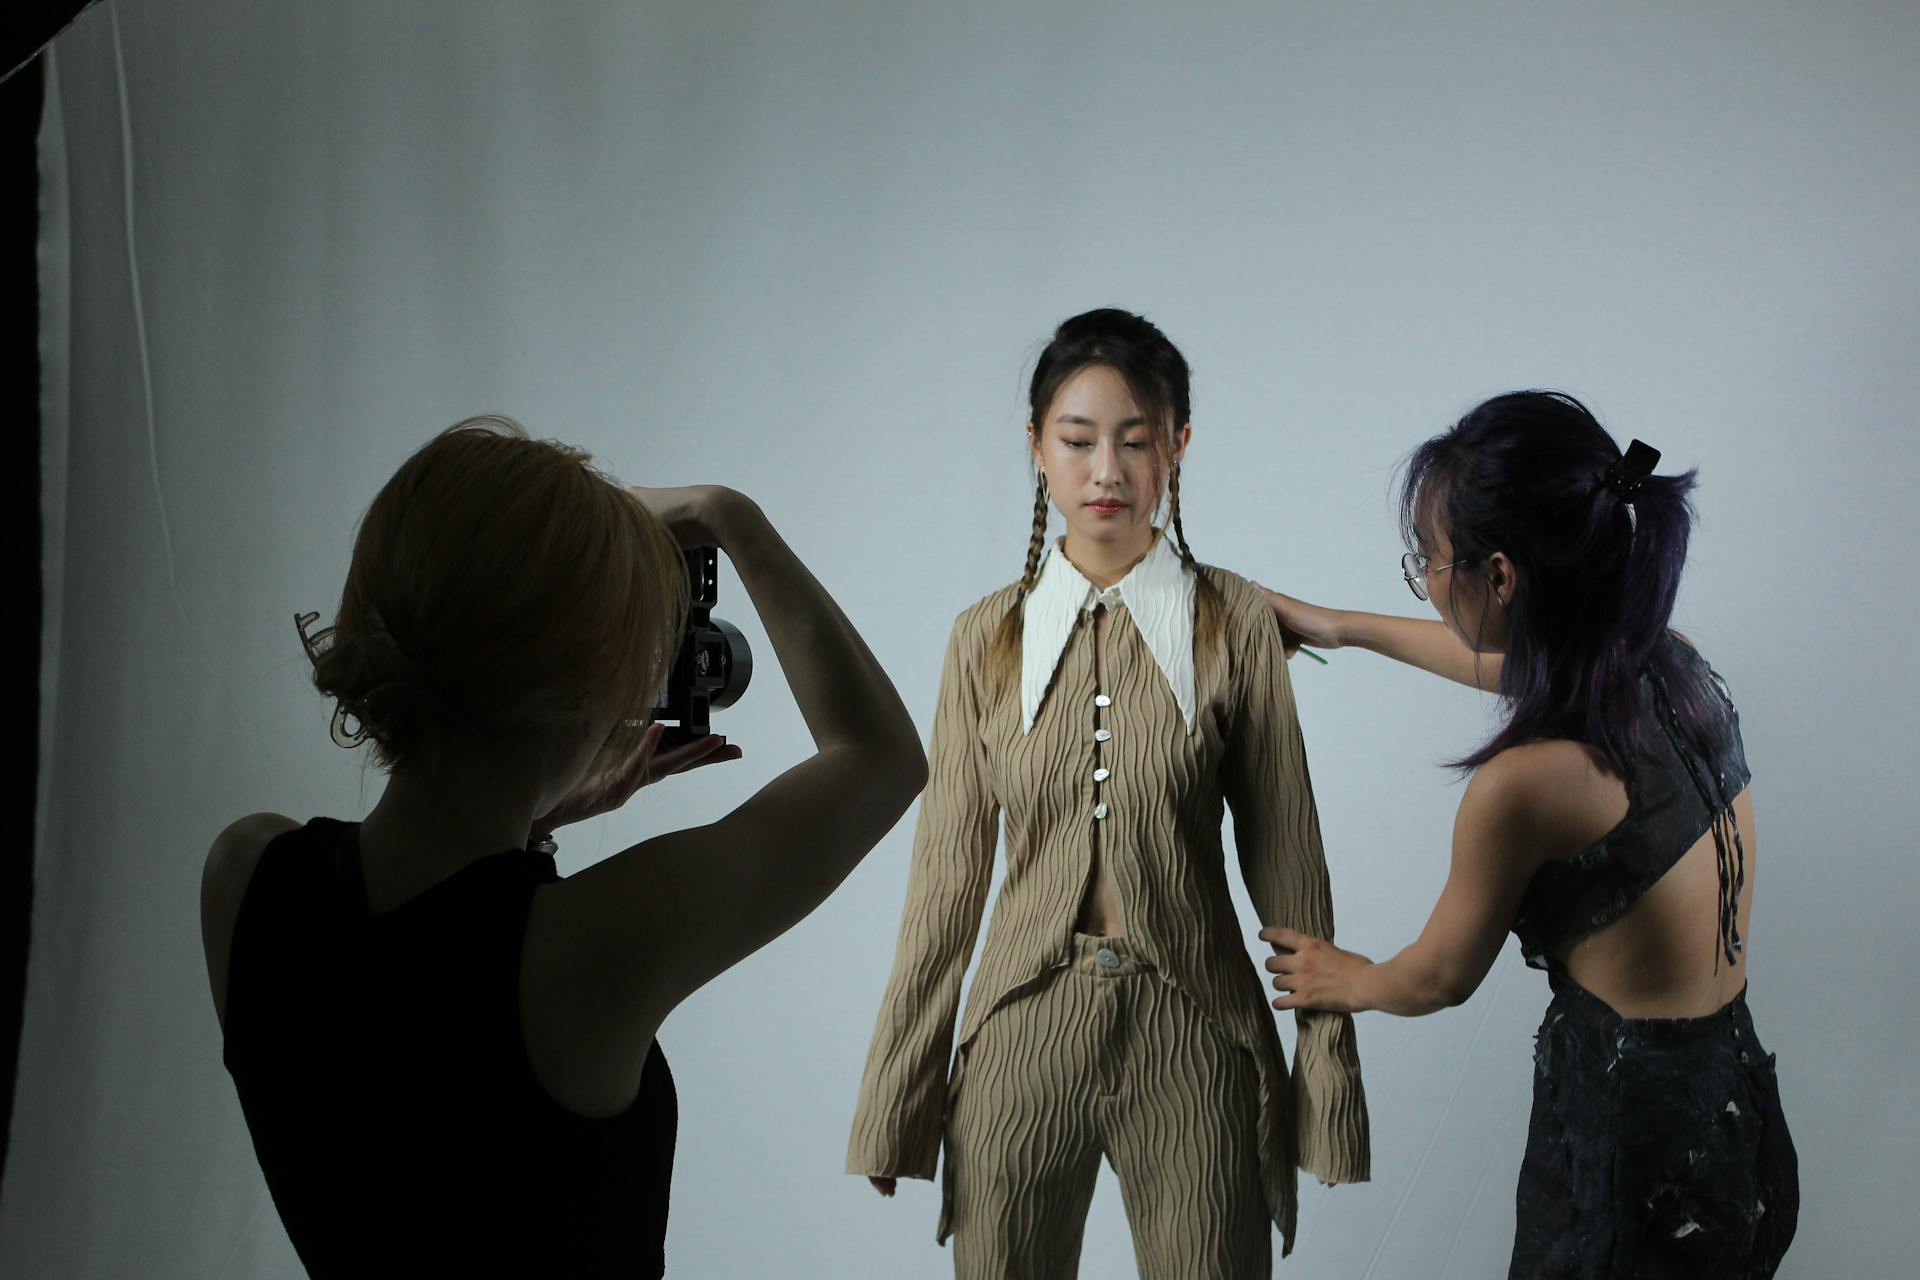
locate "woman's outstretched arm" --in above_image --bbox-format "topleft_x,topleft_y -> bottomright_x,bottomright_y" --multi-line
1262,747 -> 1549,1016
1257,586 -> 1503,691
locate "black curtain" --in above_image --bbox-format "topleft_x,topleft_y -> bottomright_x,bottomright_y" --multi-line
3,3 -> 99,85
0,49 -> 45,1203
1,0 -> 100,1207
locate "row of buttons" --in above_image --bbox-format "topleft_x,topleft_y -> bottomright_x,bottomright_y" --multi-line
1092,689 -> 1110,822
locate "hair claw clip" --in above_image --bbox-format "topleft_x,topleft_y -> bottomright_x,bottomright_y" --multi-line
1603,439 -> 1661,499
296,610 -> 368,748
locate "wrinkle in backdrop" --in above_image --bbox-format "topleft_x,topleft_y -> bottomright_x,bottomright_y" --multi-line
9,1 -> 1919,1276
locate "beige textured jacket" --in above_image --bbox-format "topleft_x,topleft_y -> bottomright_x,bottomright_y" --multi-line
847,560 -> 1370,1250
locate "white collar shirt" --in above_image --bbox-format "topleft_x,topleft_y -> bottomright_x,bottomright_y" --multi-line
1020,531 -> 1197,736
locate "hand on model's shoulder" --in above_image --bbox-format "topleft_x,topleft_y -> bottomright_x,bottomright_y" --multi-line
1193,563 -> 1278,637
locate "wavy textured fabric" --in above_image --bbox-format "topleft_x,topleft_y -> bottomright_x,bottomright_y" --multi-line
847,564 -> 1369,1256
945,935 -> 1267,1278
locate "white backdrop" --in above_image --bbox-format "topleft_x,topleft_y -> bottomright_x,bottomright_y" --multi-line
9,1 -> 1918,1275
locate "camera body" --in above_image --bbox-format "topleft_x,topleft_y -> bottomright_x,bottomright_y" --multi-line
657,547 -> 752,747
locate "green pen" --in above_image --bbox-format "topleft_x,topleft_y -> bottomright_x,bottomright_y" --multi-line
1298,647 -> 1329,665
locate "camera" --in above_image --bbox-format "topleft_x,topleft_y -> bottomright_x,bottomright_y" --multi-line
657,547 -> 752,747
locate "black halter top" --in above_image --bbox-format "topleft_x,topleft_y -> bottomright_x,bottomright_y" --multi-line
223,818 -> 678,1277
1510,638 -> 1751,971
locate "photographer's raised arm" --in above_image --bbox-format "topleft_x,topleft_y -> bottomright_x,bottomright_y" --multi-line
557,488 -> 927,1031
1262,588 -> 1502,692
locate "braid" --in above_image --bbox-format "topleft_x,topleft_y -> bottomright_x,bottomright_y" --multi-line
1167,460 -> 1227,653
1018,471 -> 1050,595
988,470 -> 1052,691
1168,462 -> 1197,569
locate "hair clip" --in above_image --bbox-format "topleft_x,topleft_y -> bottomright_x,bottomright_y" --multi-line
295,610 -> 334,662
1603,439 -> 1661,500
296,611 -> 369,748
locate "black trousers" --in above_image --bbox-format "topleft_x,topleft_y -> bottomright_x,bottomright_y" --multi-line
1510,970 -> 1798,1279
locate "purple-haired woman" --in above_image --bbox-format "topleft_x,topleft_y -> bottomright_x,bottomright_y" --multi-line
1255,392 -> 1797,1278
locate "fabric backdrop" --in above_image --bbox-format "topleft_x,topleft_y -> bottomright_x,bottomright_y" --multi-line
9,1 -> 1918,1275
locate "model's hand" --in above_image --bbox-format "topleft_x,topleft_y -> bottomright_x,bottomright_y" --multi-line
1251,585 -> 1346,659
628,484 -> 753,550
869,1176 -> 897,1198
532,722 -> 742,835
1259,925 -> 1371,1014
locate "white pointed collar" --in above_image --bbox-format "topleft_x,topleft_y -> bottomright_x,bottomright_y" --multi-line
1021,531 -> 1197,735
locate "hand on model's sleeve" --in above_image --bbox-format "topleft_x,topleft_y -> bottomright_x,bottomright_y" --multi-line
1260,925 -> 1374,1015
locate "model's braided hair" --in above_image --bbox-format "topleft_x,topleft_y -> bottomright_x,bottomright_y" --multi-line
1018,472 -> 1050,596
988,309 -> 1222,689
1165,460 -> 1226,651
1167,462 -> 1195,568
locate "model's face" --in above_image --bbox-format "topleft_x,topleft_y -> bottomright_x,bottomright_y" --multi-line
1417,517 -> 1513,653
1029,364 -> 1189,555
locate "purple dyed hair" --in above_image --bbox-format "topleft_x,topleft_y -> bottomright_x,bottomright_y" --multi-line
1400,391 -> 1723,775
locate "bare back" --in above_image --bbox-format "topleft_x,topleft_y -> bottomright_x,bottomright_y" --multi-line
1524,742 -> 1757,1019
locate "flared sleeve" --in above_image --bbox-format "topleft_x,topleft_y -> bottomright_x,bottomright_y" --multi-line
846,606 -> 1001,1180
1221,591 -> 1373,1186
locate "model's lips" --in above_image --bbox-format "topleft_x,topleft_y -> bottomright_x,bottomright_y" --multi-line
1086,499 -> 1127,515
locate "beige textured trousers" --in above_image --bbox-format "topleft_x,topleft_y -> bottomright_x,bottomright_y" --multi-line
943,935 -> 1270,1279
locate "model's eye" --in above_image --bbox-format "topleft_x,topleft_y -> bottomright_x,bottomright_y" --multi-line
1063,439 -> 1093,449
1123,440 -> 1150,450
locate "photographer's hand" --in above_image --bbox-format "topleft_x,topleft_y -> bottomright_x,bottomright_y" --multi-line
532,722 -> 742,836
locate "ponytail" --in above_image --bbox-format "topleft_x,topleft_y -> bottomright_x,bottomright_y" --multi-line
1400,392 -> 1720,776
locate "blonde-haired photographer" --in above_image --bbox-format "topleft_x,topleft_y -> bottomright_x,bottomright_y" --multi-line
199,416 -> 925,1278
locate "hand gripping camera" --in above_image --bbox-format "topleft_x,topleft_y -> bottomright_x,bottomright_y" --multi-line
657,547 -> 752,747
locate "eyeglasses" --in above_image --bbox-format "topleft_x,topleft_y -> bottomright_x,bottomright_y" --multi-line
1401,551 -> 1467,602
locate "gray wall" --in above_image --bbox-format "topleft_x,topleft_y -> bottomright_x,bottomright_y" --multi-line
8,1 -> 1916,1274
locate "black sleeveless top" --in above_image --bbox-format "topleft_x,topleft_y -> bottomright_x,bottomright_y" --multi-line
1510,640 -> 1751,970
223,818 -> 677,1277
